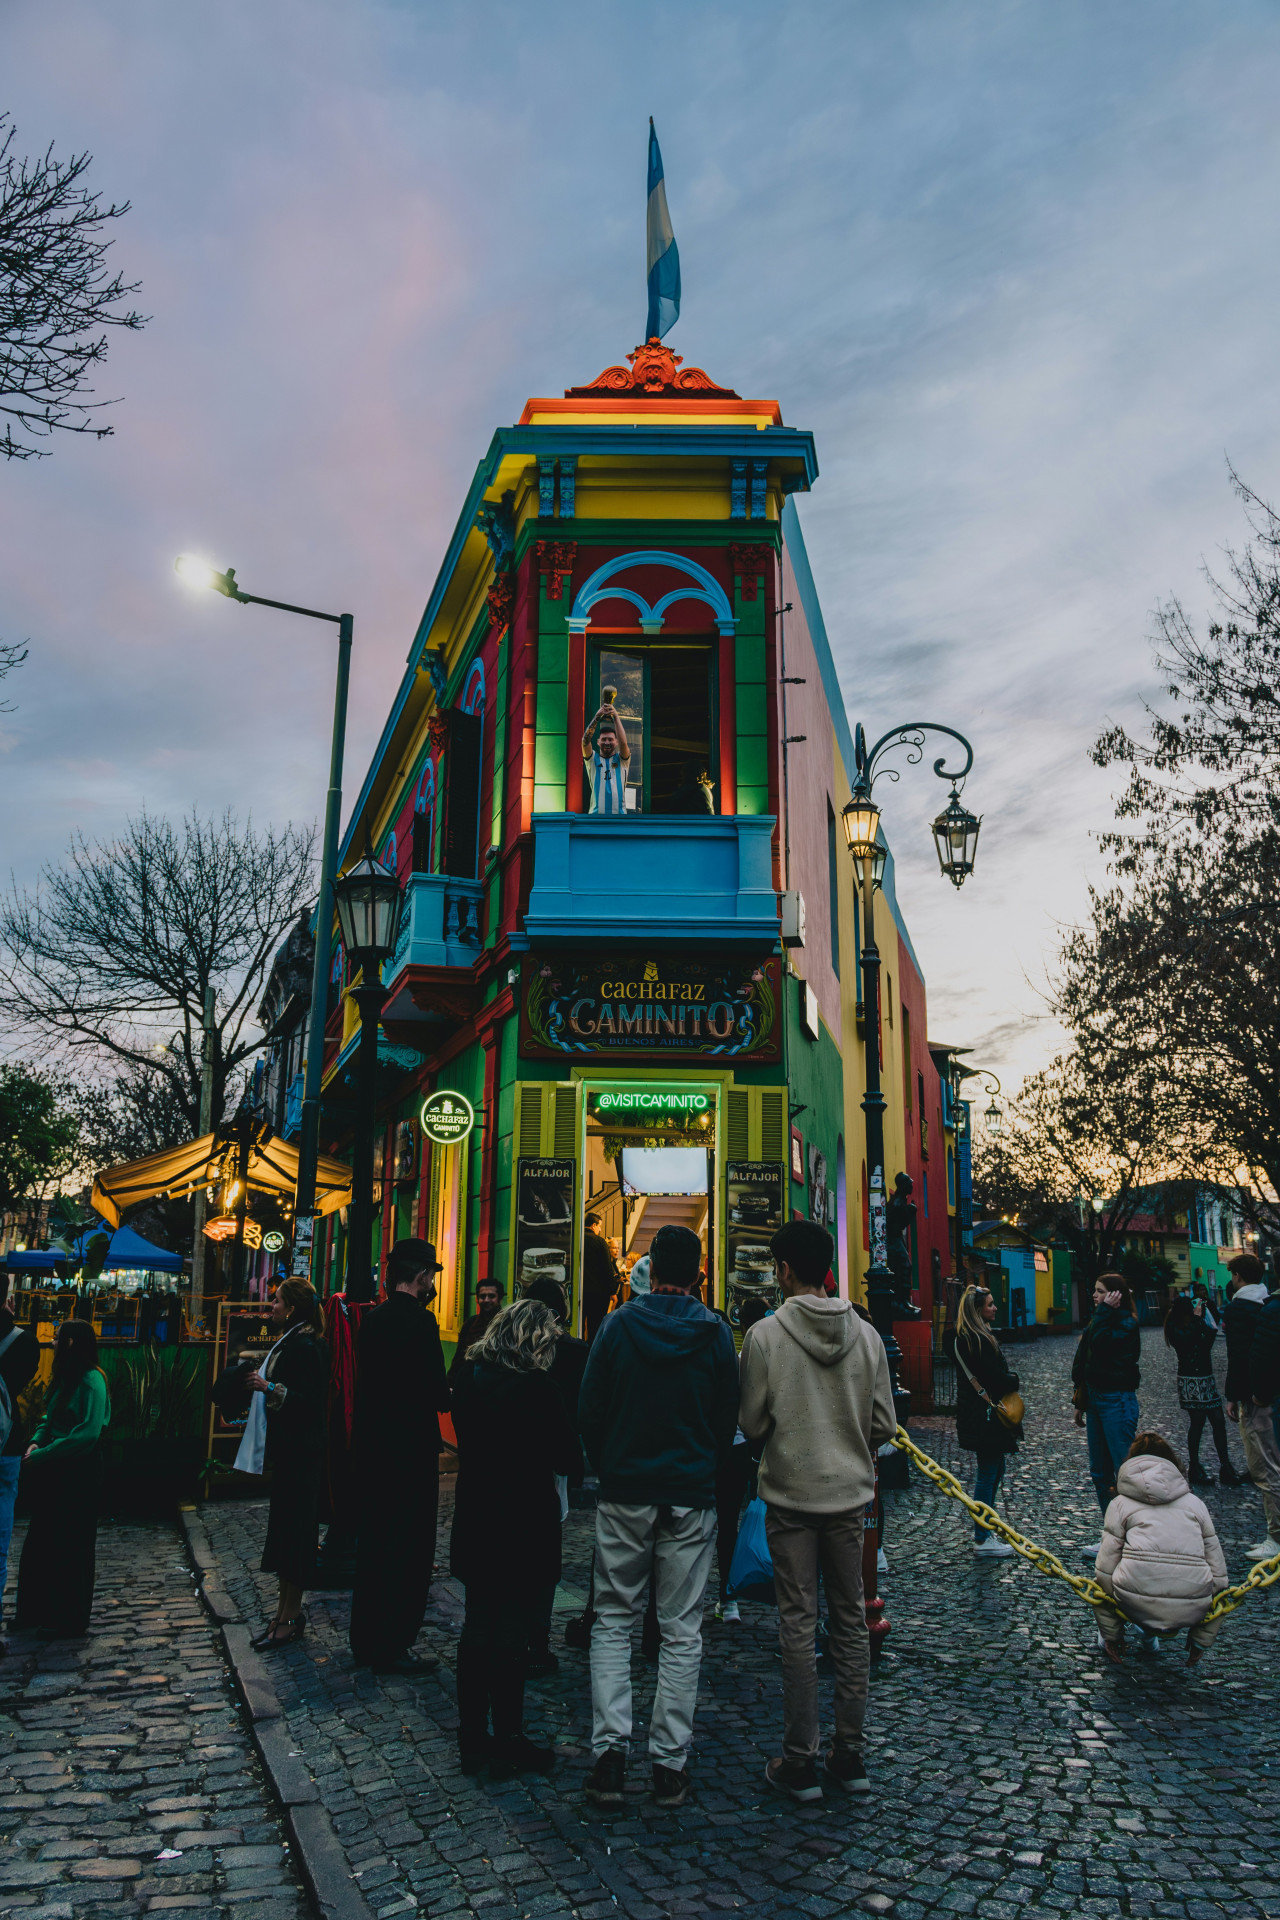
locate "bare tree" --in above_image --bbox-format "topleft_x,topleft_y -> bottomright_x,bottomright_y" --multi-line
0,810 -> 316,1139
1084,473 -> 1280,1231
1094,469 -> 1280,848
0,113 -> 146,461
970,1032 -> 1194,1292
0,638 -> 27,710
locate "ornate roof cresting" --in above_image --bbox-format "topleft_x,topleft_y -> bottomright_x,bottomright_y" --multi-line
565,339 -> 740,400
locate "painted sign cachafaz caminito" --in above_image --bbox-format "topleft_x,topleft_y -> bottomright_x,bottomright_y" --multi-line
519,955 -> 781,1061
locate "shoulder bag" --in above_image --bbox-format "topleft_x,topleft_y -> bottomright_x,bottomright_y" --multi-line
955,1342 -> 1025,1432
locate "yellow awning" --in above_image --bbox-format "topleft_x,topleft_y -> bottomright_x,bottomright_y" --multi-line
91,1130 -> 352,1228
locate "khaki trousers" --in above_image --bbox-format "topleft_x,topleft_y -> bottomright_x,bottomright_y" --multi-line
1238,1402 -> 1280,1536
589,1501 -> 717,1768
765,1505 -> 869,1765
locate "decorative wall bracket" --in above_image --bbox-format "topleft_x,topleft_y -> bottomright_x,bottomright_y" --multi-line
535,539 -> 577,601
729,544 -> 772,602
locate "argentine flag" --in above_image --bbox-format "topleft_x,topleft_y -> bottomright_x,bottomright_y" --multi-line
646,119 -> 681,341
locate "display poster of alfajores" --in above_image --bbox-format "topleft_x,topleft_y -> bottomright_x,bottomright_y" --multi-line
519,955 -> 782,1061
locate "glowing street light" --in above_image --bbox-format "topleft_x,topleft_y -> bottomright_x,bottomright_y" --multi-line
173,551 -> 355,1234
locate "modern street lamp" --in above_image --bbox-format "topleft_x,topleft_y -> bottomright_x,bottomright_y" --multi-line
333,847 -> 402,1304
841,720 -> 980,1353
174,556 -> 353,1245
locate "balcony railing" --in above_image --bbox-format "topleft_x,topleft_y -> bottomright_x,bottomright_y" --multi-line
523,813 -> 779,943
383,870 -> 486,988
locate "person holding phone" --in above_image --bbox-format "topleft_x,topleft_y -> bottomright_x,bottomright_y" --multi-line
1071,1275 -> 1141,1559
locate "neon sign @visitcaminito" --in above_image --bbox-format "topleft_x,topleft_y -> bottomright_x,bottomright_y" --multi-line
594,1089 -> 710,1116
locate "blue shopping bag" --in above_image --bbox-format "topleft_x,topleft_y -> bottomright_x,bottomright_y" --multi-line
726,1496 -> 775,1603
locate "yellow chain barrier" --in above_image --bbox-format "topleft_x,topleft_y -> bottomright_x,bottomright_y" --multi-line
889,1427 -> 1280,1624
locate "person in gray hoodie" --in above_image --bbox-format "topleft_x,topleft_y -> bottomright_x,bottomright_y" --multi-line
577,1223 -> 738,1810
738,1220 -> 896,1804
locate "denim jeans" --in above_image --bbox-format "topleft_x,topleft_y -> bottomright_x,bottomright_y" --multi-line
1085,1390 -> 1140,1513
972,1454 -> 1006,1542
0,1454 -> 22,1614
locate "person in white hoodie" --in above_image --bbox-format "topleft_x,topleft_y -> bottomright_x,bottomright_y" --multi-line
739,1220 -> 896,1804
1093,1432 -> 1228,1667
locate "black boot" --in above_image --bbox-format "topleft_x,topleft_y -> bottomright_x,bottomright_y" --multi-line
1218,1463 -> 1250,1487
1188,1461 -> 1215,1487
456,1643 -> 493,1774
488,1652 -> 554,1779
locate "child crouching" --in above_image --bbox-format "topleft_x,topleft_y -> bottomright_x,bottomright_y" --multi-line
1093,1432 -> 1228,1666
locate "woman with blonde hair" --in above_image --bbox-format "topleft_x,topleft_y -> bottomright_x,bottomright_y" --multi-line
953,1282 -> 1022,1559
450,1299 -> 581,1779
240,1277 -> 328,1650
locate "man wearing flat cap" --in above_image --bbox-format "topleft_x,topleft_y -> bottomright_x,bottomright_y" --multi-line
349,1238 -> 451,1675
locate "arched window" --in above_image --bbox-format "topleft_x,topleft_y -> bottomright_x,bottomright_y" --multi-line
412,760 -> 436,874
441,659 -> 486,879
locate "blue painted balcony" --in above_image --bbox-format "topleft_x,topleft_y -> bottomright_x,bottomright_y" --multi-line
384,871 -> 485,979
380,871 -> 487,1042
523,813 -> 779,943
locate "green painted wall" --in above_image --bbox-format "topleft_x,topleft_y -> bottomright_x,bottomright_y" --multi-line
533,585 -> 569,812
734,572 -> 769,817
781,972 -> 846,1223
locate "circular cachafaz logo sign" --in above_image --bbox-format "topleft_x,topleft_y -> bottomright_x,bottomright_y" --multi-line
420,1091 -> 476,1145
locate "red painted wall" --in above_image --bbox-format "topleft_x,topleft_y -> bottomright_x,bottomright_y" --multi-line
896,931 -> 950,1318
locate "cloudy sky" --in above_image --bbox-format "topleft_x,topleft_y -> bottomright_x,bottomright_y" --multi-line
4,0 -> 1280,1088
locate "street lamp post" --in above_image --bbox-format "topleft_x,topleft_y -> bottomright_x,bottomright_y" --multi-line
961,1069 -> 1003,1135
174,557 -> 353,1245
841,721 -> 981,1362
333,849 -> 402,1304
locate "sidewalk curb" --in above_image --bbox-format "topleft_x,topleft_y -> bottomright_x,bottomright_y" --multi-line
177,1504 -> 375,1920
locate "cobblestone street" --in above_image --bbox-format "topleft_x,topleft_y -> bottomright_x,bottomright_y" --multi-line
0,1520 -> 306,1920
190,1326 -> 1279,1920
0,1328 -> 1275,1920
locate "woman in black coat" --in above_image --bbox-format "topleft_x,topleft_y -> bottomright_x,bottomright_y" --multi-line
450,1298 -> 581,1780
244,1278 -> 328,1650
1164,1294 -> 1246,1487
1070,1275 -> 1141,1524
953,1283 -> 1021,1558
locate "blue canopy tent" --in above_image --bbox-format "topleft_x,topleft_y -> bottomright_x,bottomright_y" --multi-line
69,1223 -> 184,1276
0,1248 -> 69,1275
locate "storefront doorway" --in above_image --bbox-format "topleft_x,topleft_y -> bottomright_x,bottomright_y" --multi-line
583,1083 -> 716,1300
509,1075 -> 789,1335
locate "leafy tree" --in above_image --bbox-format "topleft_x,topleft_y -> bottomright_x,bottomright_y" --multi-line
0,809 -> 316,1141
0,114 -> 146,460
0,1061 -> 79,1215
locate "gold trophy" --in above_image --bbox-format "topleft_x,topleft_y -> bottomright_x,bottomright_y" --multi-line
601,685 -> 617,706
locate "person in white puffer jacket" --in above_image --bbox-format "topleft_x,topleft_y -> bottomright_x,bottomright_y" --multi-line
1093,1432 -> 1228,1667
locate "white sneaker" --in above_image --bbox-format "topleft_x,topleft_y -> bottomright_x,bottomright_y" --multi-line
720,1599 -> 741,1623
1135,1628 -> 1161,1656
876,1548 -> 888,1575
1247,1536 -> 1280,1561
1080,1541 -> 1102,1561
973,1538 -> 1013,1559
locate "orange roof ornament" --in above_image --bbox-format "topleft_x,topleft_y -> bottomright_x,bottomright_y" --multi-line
566,339 -> 740,400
